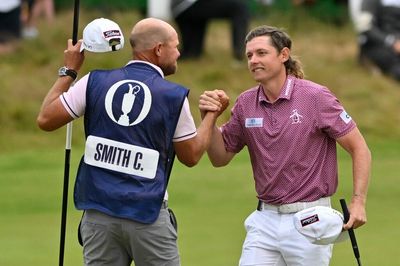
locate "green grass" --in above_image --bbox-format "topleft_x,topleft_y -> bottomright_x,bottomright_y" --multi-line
0,6 -> 399,266
0,142 -> 399,265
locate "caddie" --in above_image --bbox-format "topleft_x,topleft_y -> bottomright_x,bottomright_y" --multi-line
37,17 -> 227,266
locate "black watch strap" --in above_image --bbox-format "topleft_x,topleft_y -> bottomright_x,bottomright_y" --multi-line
58,66 -> 77,80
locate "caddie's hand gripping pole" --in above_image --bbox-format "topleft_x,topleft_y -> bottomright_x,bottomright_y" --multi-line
340,199 -> 362,266
59,1 -> 79,265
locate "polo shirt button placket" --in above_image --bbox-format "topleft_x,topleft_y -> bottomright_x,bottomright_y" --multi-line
270,105 -> 278,129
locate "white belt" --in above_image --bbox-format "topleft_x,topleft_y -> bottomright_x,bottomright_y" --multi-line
258,197 -> 331,214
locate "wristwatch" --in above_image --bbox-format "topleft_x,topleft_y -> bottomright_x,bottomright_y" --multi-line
58,66 -> 77,80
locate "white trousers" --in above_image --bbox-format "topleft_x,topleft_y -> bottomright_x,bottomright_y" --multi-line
239,209 -> 333,266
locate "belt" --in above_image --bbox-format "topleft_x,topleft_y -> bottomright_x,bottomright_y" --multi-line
257,197 -> 331,214
161,200 -> 168,209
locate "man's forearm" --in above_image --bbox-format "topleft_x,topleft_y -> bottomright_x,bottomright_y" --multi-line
206,125 -> 234,167
193,111 -> 219,158
174,111 -> 218,167
37,77 -> 75,131
351,145 -> 371,205
40,77 -> 74,111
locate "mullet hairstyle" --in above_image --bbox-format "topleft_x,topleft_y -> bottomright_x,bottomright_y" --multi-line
245,25 -> 305,79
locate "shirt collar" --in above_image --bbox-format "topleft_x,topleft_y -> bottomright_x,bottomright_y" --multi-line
258,75 -> 296,103
126,60 -> 165,78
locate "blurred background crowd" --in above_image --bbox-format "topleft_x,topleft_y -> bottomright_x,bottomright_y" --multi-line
1,0 -> 400,82
0,0 -> 54,53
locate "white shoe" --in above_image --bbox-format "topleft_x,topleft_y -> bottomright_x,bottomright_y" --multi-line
22,27 -> 39,39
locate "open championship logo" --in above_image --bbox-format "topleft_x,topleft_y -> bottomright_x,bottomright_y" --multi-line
105,80 -> 152,126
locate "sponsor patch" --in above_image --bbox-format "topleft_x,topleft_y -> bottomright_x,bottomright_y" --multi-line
245,118 -> 263,128
340,110 -> 352,124
300,214 -> 320,227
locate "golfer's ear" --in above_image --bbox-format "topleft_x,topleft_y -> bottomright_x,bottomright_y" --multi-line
280,47 -> 290,63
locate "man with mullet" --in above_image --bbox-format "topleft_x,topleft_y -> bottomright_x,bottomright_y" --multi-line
37,18 -> 227,266
199,25 -> 371,265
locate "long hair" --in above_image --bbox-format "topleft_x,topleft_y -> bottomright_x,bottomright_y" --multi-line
245,25 -> 304,79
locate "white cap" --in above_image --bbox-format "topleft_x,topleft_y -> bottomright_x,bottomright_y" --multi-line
293,206 -> 349,245
80,18 -> 124,53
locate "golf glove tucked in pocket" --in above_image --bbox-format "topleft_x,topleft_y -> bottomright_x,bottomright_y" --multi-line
168,208 -> 178,232
77,211 -> 84,246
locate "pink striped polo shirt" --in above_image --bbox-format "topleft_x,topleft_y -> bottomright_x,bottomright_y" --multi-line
221,75 -> 356,205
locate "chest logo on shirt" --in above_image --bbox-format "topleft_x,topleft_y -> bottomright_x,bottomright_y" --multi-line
290,109 -> 303,124
245,118 -> 263,128
105,79 -> 152,126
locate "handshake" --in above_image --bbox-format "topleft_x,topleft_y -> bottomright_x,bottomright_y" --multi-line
198,89 -> 230,118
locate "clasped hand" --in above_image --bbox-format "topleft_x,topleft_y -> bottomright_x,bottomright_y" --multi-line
199,89 -> 230,118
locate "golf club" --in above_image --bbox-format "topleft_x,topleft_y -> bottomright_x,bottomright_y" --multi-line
59,1 -> 79,265
340,198 -> 362,266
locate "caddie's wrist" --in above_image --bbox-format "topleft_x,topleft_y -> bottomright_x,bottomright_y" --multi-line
58,66 -> 78,80
203,112 -> 217,124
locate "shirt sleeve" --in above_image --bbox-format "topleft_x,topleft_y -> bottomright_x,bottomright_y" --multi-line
221,98 -> 246,153
59,73 -> 89,119
317,87 -> 356,139
173,97 -> 197,142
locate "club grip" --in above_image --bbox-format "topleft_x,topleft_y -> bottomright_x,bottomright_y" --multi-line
340,199 -> 361,260
72,0 -> 80,45
340,198 -> 350,222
